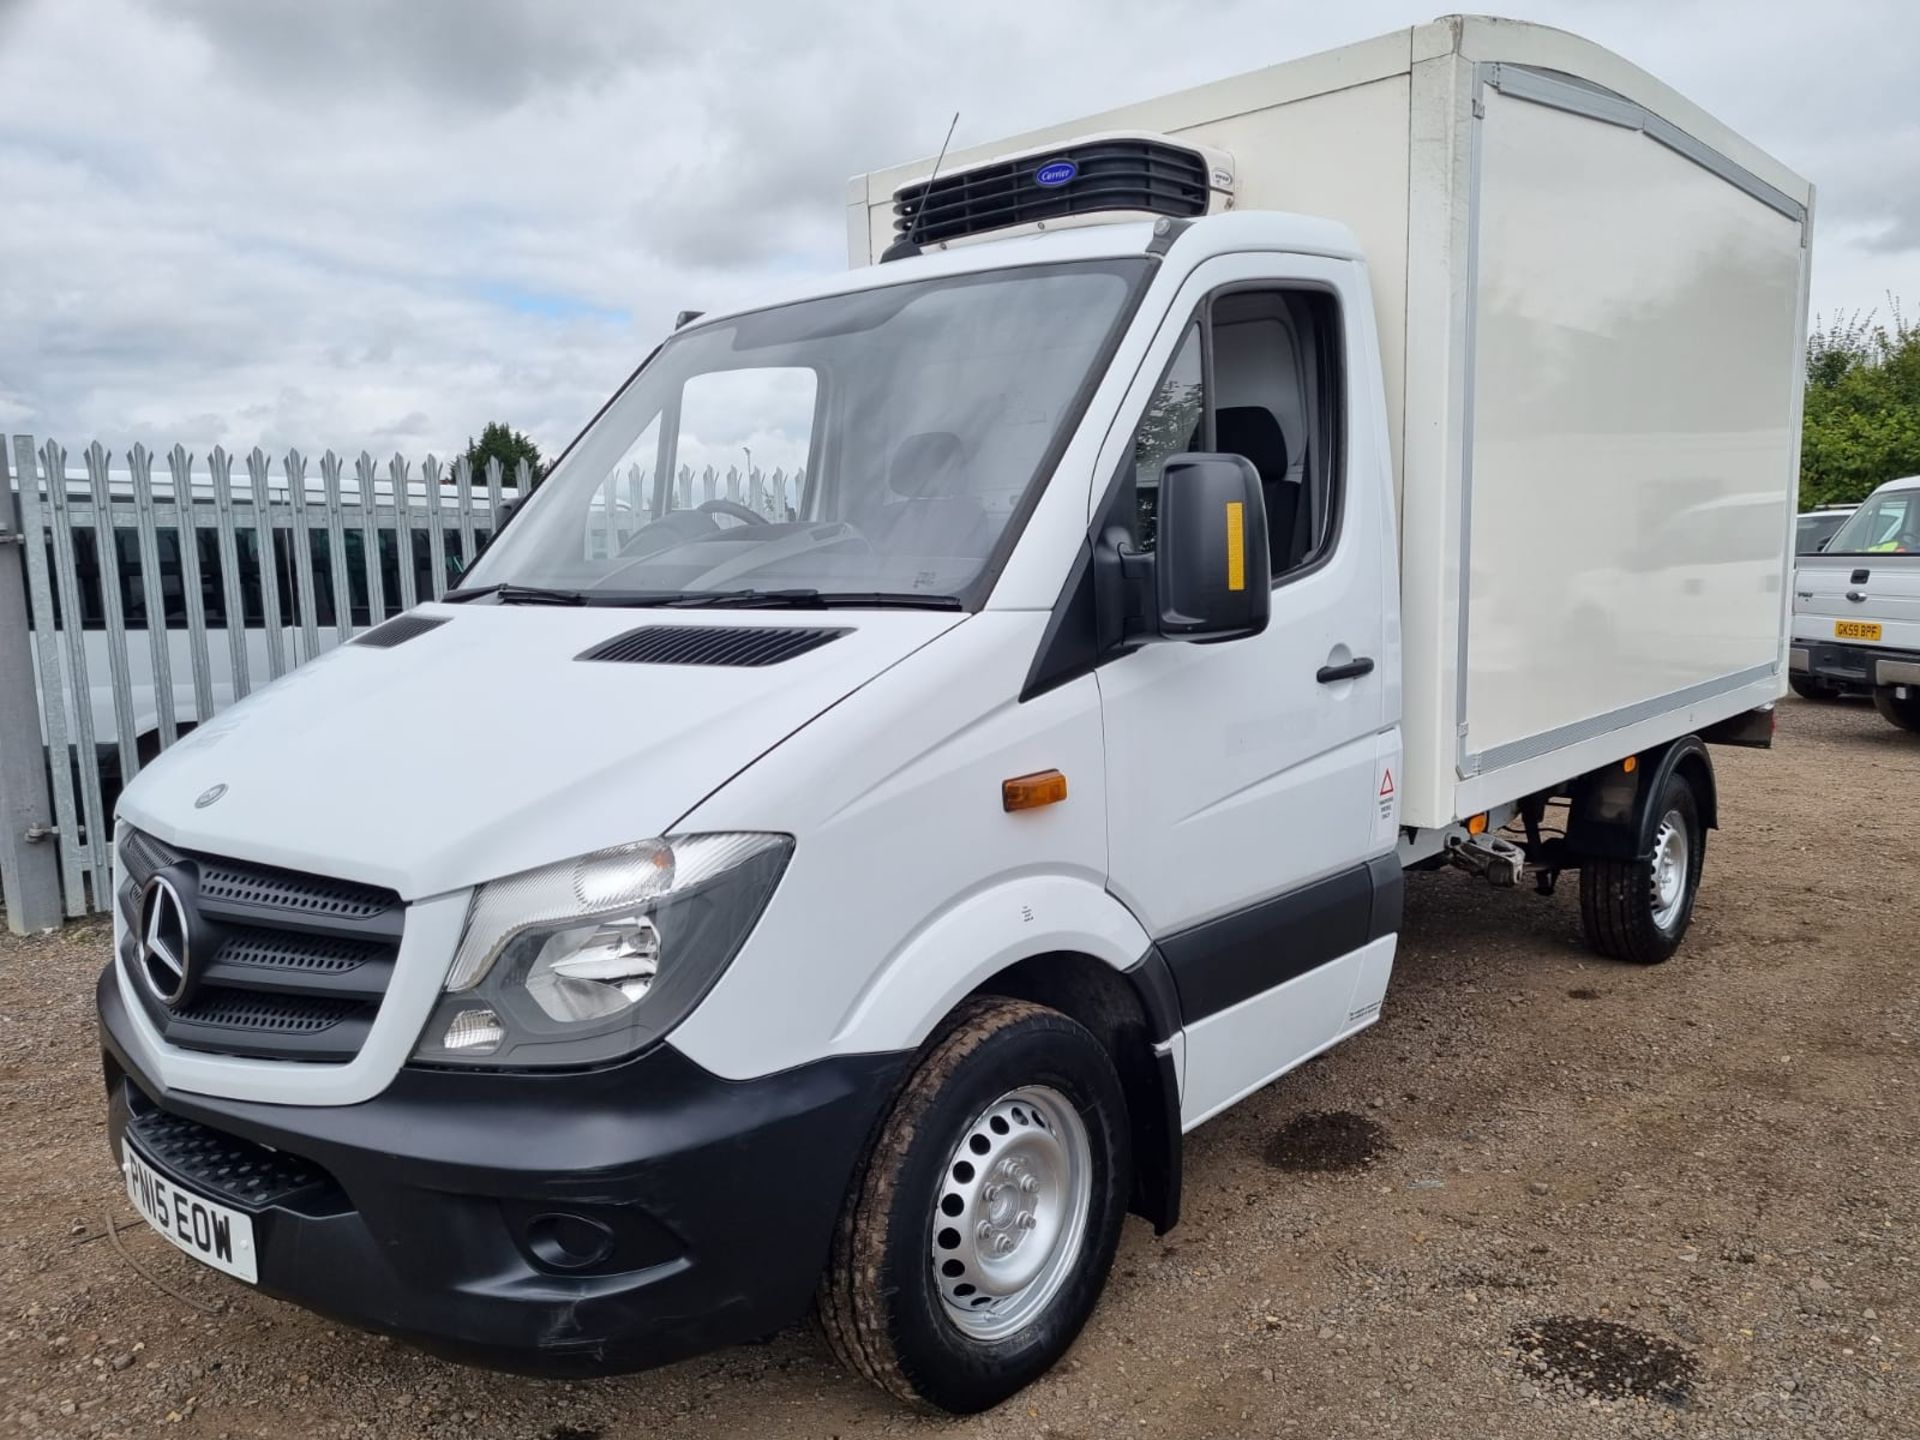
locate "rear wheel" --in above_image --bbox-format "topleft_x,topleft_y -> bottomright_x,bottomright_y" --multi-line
1579,772 -> 1704,964
1873,685 -> 1920,733
1789,674 -> 1842,701
818,997 -> 1130,1414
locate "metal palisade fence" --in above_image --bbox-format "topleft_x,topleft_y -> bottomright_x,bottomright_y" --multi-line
0,435 -> 806,930
0,437 -> 527,929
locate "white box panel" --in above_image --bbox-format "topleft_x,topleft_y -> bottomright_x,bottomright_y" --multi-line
1461,85 -> 1806,770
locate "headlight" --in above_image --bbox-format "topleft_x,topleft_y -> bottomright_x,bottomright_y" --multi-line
413,833 -> 791,1068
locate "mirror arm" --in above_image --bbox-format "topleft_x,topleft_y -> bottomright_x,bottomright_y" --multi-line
1092,523 -> 1160,653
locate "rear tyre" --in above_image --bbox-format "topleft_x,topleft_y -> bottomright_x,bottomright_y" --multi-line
1578,772 -> 1705,965
818,997 -> 1131,1414
1789,674 -> 1841,701
1873,685 -> 1920,733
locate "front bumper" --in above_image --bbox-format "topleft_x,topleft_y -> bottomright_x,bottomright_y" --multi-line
1791,640 -> 1920,691
98,966 -> 909,1376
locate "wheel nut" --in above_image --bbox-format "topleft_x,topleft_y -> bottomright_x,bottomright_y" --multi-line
994,1233 -> 1015,1255
976,1221 -> 994,1245
983,1184 -> 1002,1204
1019,1174 -> 1039,1194
1017,1212 -> 1037,1230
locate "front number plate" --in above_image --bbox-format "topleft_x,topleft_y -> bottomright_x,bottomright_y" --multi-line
1835,620 -> 1883,641
124,1143 -> 258,1283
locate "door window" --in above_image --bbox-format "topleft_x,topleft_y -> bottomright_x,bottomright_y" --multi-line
1117,289 -> 1344,582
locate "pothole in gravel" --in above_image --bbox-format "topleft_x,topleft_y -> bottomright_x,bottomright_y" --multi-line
1510,1316 -> 1698,1404
1264,1111 -> 1390,1172
1567,987 -> 1602,1000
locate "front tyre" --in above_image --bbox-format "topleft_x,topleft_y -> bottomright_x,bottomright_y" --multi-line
1579,772 -> 1705,965
818,997 -> 1131,1414
1873,685 -> 1920,733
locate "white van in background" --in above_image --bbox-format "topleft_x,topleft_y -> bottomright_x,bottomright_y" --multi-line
1792,475 -> 1920,729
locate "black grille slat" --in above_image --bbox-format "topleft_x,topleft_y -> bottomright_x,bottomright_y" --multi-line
195,861 -> 393,919
578,625 -> 850,668
125,1101 -> 342,1211
116,827 -> 404,1065
173,989 -> 361,1033
894,139 -> 1211,246
121,827 -> 170,887
217,929 -> 385,975
352,612 -> 448,649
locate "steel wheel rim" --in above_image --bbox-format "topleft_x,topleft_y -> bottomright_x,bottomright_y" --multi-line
929,1085 -> 1093,1341
1649,807 -> 1690,930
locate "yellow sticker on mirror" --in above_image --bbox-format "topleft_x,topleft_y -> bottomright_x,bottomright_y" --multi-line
1225,501 -> 1245,592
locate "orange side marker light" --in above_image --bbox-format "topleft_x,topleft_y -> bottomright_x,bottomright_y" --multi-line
1003,770 -> 1068,813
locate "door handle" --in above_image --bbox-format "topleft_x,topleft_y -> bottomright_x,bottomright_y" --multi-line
1317,657 -> 1375,684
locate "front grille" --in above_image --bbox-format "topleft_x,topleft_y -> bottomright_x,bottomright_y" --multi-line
118,829 -> 404,1064
124,1093 -> 343,1212
893,139 -> 1211,247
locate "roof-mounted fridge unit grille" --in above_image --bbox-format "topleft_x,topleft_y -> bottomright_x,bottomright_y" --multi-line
889,133 -> 1233,252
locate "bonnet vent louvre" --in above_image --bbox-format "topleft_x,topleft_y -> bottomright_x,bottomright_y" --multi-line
353,613 -> 448,649
578,625 -> 850,668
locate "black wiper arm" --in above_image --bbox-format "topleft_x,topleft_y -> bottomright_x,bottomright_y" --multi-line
659,588 -> 824,609
442,583 -> 588,606
661,588 -> 964,611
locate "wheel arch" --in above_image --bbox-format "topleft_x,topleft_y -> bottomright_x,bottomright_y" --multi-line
1567,734 -> 1717,862
966,948 -> 1183,1235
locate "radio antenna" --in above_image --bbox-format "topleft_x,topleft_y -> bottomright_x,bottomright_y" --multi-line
882,111 -> 960,262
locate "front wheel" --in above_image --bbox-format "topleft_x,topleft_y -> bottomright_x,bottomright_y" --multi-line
818,997 -> 1131,1413
1579,772 -> 1705,964
1873,685 -> 1920,733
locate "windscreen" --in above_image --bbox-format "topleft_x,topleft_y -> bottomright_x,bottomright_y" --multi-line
1823,487 -> 1920,556
463,260 -> 1145,606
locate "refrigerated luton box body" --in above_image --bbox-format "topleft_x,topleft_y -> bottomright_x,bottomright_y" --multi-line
95,14 -> 1810,1417
851,13 -> 1813,835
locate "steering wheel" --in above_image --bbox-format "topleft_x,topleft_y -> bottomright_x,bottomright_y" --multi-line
697,498 -> 771,526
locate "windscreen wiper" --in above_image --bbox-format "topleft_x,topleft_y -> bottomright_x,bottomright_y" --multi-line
441,583 -> 589,606
659,588 -> 964,611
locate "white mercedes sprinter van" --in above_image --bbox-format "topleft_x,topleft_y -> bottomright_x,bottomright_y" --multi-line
97,17 -> 1809,1413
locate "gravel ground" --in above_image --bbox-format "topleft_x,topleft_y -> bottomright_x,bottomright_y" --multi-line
2,694 -> 1916,1439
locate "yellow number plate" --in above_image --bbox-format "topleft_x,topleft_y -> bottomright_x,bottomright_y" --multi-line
1835,620 -> 1883,642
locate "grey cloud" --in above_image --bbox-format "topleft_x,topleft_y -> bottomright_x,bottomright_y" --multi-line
155,0 -> 679,109
3,0 -> 1917,460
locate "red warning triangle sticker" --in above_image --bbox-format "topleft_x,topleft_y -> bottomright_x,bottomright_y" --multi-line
1379,768 -> 1395,798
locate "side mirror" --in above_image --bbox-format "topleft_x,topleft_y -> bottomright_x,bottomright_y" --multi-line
1151,453 -> 1271,639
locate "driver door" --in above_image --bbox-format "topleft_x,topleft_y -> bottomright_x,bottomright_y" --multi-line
1092,253 -> 1401,1128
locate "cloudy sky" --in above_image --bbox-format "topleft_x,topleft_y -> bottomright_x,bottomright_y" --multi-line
1,0 -> 1914,462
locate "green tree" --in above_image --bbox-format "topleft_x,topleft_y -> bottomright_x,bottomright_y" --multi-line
1801,302 -> 1920,507
461,422 -> 546,490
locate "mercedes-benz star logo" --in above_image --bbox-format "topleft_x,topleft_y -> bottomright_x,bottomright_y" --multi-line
138,876 -> 193,1008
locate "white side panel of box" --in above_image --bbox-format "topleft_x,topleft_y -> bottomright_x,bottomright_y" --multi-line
1458,84 -> 1806,781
